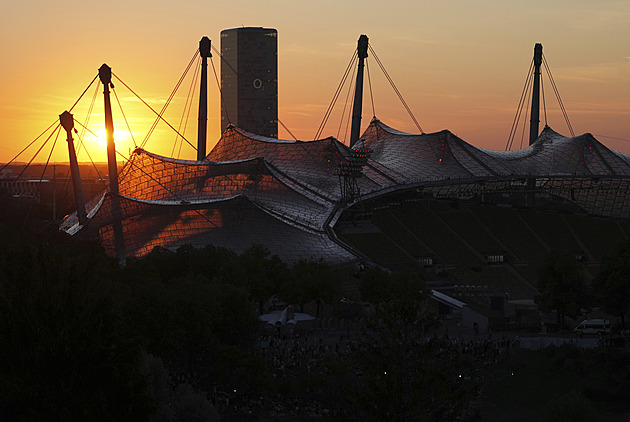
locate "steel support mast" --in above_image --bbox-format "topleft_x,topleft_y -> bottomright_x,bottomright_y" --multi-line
350,35 -> 369,148
99,63 -> 125,257
197,37 -> 211,161
529,43 -> 543,145
99,64 -> 119,196
527,43 -> 543,207
59,111 -> 87,225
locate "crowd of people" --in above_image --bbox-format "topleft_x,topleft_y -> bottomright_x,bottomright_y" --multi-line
215,323 -> 520,418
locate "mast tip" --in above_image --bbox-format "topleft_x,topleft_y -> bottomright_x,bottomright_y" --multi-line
199,37 -> 212,58
98,64 -> 112,84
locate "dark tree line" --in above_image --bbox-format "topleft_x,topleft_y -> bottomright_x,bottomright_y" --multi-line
535,252 -> 590,328
535,243 -> 630,331
347,268 -> 471,421
0,186 -> 360,422
0,209 -> 484,421
14,191 -> 630,420
593,241 -> 630,329
0,229 -> 154,421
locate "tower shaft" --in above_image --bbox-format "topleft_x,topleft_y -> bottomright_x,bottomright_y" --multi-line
220,27 -> 278,138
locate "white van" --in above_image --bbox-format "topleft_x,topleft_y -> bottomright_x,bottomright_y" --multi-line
573,319 -> 610,336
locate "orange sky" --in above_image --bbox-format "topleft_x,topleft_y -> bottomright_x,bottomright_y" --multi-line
1,0 -> 629,164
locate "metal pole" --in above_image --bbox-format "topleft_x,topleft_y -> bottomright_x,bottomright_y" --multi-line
197,37 -> 212,161
350,35 -> 369,148
52,164 -> 56,221
99,64 -> 119,196
98,64 -> 125,258
527,44 -> 543,207
529,43 -> 543,146
59,111 -> 87,225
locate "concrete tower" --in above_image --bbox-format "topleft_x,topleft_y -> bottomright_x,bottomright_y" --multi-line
220,27 -> 278,138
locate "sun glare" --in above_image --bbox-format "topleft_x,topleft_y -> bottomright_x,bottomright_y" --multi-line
80,125 -> 134,163
96,129 -> 108,148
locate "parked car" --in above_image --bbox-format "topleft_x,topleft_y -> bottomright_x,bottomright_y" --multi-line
573,319 -> 610,337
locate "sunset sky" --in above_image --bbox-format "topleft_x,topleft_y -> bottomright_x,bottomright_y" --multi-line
1,0 -> 629,164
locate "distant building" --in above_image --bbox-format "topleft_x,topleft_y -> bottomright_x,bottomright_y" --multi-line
220,27 -> 278,138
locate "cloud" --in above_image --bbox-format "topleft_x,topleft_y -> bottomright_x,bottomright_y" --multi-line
390,36 -> 438,45
557,63 -> 626,84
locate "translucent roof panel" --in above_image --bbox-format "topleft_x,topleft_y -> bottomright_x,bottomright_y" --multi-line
363,120 -> 630,180
76,195 -> 357,265
118,149 -> 333,230
208,127 -> 356,201
360,122 -> 474,183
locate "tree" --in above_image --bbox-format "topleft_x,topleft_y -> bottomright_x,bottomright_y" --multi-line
536,252 -> 589,328
283,259 -> 340,314
594,241 -> 630,329
237,245 -> 288,315
0,232 -> 153,421
359,267 -> 395,304
348,271 -> 466,420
